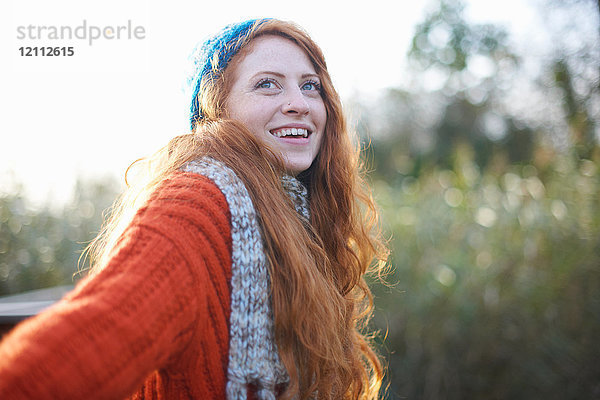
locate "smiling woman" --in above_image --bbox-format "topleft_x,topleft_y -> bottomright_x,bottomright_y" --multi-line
225,35 -> 326,174
0,18 -> 388,400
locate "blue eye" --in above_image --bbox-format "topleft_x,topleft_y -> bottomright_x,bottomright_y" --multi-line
256,78 -> 277,89
301,80 -> 321,91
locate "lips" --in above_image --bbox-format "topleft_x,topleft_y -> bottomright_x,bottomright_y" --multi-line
270,127 -> 310,138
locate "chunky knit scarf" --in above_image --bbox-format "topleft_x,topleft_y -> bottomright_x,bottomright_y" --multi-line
182,158 -> 309,400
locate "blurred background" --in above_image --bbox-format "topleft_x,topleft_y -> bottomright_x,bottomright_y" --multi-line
1,0 -> 599,398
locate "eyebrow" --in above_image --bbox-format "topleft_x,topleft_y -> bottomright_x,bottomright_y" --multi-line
251,71 -> 320,80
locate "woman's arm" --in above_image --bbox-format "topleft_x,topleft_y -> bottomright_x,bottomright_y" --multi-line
0,172 -> 232,399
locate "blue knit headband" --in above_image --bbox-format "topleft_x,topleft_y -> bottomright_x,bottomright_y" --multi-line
188,18 -> 271,130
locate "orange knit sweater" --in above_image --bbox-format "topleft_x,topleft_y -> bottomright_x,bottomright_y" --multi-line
0,172 -> 236,399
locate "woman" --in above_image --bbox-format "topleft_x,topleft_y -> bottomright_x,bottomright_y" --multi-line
0,18 -> 387,399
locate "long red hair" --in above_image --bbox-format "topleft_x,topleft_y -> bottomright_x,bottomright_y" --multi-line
87,19 -> 388,400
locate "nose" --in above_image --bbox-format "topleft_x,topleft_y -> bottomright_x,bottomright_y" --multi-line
282,87 -> 310,115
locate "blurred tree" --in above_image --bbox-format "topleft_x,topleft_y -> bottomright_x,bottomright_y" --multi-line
361,0 -> 600,399
409,0 -> 529,170
0,188 -> 64,295
0,175 -> 119,296
365,0 -> 599,180
371,156 -> 600,399
363,0 -> 534,177
538,0 -> 600,160
408,0 -> 513,76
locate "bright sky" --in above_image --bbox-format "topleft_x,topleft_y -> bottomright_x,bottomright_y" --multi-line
0,0 -> 541,208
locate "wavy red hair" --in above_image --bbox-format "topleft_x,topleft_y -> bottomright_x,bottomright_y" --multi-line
87,19 -> 388,400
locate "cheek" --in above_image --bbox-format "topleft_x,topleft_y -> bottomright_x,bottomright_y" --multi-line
225,95 -> 246,122
227,97 -> 271,131
315,102 -> 327,130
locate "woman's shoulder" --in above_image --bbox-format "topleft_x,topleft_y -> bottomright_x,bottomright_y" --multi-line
179,157 -> 257,219
153,168 -> 230,212
180,157 -> 250,200
130,166 -> 233,254
141,169 -> 229,225
140,157 -> 251,223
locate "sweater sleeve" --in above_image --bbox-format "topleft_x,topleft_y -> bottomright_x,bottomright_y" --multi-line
0,172 -> 232,400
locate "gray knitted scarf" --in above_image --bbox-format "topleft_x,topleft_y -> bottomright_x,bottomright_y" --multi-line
182,158 -> 309,400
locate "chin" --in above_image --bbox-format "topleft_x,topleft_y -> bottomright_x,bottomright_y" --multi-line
284,162 -> 312,176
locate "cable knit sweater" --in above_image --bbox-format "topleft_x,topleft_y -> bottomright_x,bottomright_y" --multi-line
0,171 -> 238,399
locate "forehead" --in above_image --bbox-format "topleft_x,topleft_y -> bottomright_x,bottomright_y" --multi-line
231,35 -> 316,76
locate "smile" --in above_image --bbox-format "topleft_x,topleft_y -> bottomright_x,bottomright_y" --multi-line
270,128 -> 310,138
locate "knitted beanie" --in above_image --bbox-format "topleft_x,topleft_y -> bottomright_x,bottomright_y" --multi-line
188,18 -> 271,129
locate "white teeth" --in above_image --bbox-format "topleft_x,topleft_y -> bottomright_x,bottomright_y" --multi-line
271,128 -> 309,137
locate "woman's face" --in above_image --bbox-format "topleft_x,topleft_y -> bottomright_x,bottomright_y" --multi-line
225,35 -> 327,175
